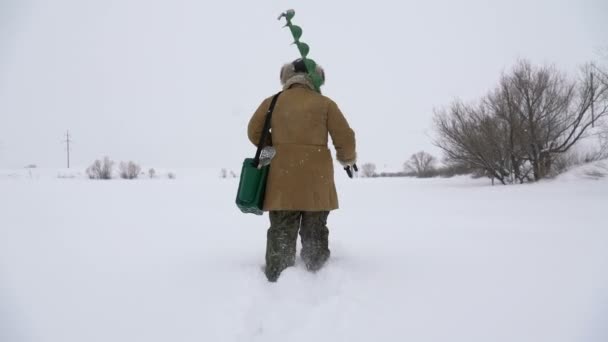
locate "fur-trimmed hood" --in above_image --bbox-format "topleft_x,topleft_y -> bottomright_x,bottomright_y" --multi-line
280,62 -> 325,91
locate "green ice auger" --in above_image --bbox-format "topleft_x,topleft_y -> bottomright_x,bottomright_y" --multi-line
277,9 -> 323,93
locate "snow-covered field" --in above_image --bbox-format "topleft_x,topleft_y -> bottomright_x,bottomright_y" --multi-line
1,164 -> 607,342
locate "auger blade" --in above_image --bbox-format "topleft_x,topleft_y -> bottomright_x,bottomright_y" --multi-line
285,9 -> 295,20
303,59 -> 316,73
277,9 -> 295,21
296,42 -> 310,58
289,25 -> 303,41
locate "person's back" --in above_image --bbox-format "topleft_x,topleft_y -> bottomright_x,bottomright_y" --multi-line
248,59 -> 356,281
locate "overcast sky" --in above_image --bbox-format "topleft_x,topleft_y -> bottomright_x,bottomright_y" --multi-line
1,0 -> 607,170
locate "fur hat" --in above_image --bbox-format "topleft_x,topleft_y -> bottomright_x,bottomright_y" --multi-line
280,59 -> 325,91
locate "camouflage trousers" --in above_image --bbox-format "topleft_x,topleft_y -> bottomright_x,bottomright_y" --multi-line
264,211 -> 331,282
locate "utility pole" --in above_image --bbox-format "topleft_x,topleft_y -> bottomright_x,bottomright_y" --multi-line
63,131 -> 72,168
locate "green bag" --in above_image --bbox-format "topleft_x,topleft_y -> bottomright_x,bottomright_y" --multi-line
235,158 -> 270,215
236,92 -> 282,215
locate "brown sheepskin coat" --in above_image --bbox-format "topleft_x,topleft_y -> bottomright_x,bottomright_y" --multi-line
248,84 -> 356,211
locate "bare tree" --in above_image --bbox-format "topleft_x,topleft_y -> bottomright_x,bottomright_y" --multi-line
434,60 -> 608,183
404,151 -> 437,178
360,163 -> 377,177
500,60 -> 608,180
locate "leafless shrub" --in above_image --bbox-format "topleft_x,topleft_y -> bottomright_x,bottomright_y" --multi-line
57,172 -> 79,179
148,168 -> 156,178
119,161 -> 141,179
584,169 -> 606,179
220,168 -> 228,179
582,161 -> 608,179
167,172 -> 176,179
372,171 -> 406,177
360,163 -> 377,177
219,169 -> 237,178
86,156 -> 114,179
550,128 -> 608,177
433,103 -> 521,184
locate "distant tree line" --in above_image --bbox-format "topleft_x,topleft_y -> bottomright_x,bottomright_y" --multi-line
359,151 -> 472,179
86,157 -> 175,180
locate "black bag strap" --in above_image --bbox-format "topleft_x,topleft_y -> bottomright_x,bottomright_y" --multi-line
253,92 -> 282,167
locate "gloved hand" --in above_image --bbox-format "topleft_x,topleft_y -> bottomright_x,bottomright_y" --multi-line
339,160 -> 358,178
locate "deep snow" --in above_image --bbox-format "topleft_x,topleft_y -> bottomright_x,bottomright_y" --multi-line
1,165 -> 607,342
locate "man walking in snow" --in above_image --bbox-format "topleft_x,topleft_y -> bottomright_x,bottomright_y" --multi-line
248,59 -> 357,282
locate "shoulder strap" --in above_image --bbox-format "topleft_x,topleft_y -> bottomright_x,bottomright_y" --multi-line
253,92 -> 282,166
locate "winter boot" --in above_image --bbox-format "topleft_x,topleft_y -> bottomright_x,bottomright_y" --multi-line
264,211 -> 300,281
299,211 -> 330,272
